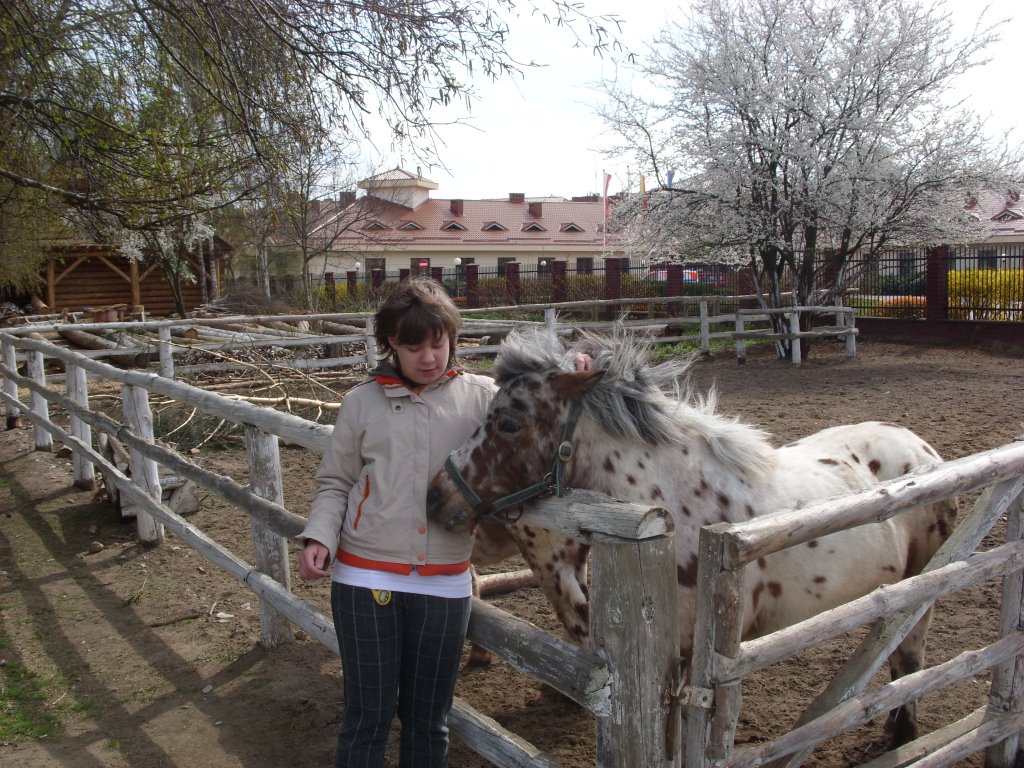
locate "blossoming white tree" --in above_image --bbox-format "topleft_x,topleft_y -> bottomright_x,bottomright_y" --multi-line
602,0 -> 1021,356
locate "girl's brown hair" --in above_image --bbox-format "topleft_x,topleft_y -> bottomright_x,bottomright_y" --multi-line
374,277 -> 461,364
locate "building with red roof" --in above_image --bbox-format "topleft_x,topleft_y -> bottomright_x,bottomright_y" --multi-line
302,168 -> 620,277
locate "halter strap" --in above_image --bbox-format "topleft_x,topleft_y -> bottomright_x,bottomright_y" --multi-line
443,398 -> 585,528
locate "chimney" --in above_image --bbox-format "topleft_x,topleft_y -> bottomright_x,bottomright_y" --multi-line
509,192 -> 525,204
450,199 -> 464,216
338,191 -> 356,207
528,201 -> 543,218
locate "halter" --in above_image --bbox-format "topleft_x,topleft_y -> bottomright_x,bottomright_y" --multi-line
442,398 -> 585,529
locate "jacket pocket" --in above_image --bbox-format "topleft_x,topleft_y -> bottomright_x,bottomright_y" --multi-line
352,476 -> 371,530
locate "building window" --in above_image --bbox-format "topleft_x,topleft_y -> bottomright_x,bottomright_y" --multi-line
364,257 -> 385,275
560,223 -> 584,233
522,222 -> 546,232
576,257 -> 594,275
978,249 -> 998,269
497,257 -> 515,276
897,251 -> 916,278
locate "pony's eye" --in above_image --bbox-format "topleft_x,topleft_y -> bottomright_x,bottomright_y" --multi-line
498,418 -> 520,434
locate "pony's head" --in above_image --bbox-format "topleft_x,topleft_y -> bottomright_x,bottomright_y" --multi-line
426,327 -> 694,531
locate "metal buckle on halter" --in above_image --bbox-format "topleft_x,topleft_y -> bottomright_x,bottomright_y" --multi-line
557,440 -> 573,462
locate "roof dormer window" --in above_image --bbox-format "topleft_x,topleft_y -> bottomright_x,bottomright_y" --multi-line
441,221 -> 467,231
993,210 -> 1022,222
522,222 -> 546,232
363,221 -> 388,231
559,223 -> 584,233
399,221 -> 424,230
482,221 -> 508,232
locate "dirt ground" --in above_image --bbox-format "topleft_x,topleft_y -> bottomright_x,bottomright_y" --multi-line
1,337 -> 1023,768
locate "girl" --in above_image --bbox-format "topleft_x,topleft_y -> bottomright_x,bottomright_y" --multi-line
299,277 -> 496,767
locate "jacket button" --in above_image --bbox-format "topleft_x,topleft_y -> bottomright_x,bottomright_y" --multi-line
418,527 -> 426,535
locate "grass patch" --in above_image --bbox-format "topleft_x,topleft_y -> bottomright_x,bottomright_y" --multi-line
0,661 -> 63,741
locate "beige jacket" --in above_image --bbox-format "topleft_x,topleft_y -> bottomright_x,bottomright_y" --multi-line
302,364 -> 496,574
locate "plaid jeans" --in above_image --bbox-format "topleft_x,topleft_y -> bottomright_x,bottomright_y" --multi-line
331,582 -> 471,768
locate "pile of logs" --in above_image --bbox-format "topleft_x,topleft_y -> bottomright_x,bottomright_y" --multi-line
96,433 -> 200,520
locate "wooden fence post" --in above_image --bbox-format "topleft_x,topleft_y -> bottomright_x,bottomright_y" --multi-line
2,338 -> 21,429
244,425 -> 293,649
66,363 -> 95,490
687,524 -> 746,766
158,324 -> 174,379
591,533 -> 679,768
364,316 -> 378,369
987,484 -> 1024,767
122,383 -> 165,546
27,349 -> 52,451
788,311 -> 801,364
699,301 -> 710,354
544,308 -> 557,331
735,315 -> 747,365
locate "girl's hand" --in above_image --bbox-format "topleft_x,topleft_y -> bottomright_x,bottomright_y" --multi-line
574,352 -> 594,371
299,540 -> 331,580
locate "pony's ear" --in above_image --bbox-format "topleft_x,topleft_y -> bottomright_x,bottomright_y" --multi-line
552,369 -> 606,400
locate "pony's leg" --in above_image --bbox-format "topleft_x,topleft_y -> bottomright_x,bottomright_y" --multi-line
884,607 -> 932,745
510,525 -> 591,649
885,497 -> 958,744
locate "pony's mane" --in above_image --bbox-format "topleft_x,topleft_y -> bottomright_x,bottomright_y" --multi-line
494,327 -> 777,477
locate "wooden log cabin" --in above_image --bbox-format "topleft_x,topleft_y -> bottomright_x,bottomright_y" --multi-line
38,239 -> 232,318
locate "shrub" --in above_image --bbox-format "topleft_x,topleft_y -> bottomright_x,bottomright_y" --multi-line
873,296 -> 927,319
876,271 -> 926,296
948,269 -> 1024,321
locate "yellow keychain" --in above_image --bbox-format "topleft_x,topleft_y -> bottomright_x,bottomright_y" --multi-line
371,589 -> 392,606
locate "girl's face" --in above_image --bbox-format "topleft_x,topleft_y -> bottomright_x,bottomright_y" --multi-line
388,331 -> 450,387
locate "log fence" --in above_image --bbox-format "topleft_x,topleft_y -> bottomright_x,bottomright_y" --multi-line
0,295 -> 855,379
0,329 -> 680,768
685,440 -> 1024,768
2,309 -> 1022,767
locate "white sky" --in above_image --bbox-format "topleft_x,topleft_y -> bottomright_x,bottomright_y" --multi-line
380,0 -> 1024,201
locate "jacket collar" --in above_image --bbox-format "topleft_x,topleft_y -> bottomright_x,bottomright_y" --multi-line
373,360 -> 460,396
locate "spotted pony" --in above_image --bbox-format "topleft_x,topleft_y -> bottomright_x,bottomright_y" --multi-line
428,327 -> 957,745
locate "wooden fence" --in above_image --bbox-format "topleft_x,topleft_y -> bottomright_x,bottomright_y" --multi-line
0,294 -> 857,372
685,440 -> 1024,767
3,308 -> 1021,767
0,326 -> 679,768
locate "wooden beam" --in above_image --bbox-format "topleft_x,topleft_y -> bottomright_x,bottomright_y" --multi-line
96,254 -> 131,282
130,259 -> 141,307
